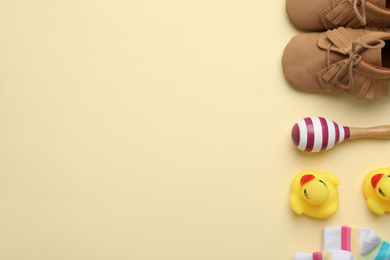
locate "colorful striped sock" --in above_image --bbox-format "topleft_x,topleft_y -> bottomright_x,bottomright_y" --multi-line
322,226 -> 389,260
294,250 -> 355,260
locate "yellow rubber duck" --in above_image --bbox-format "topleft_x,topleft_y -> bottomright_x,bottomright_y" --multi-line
363,167 -> 390,215
290,170 -> 340,218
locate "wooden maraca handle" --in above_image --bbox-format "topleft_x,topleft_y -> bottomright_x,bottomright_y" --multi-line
349,125 -> 390,139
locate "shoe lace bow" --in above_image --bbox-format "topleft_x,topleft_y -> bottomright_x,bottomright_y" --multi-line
326,39 -> 385,90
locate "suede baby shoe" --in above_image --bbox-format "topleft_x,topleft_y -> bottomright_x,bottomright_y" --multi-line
282,27 -> 390,99
287,0 -> 390,31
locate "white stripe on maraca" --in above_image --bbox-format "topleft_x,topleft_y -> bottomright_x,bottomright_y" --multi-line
311,117 -> 323,152
297,119 -> 307,151
326,118 -> 336,150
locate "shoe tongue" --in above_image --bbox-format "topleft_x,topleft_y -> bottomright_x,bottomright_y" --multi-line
361,48 -> 382,67
370,0 -> 386,7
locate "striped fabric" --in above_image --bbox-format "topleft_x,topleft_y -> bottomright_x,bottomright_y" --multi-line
376,241 -> 390,260
341,226 -> 352,252
294,251 -> 352,260
313,252 -> 323,260
323,226 -> 389,260
291,117 -> 350,152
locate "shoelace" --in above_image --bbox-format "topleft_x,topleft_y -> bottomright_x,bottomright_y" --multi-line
326,39 -> 385,90
331,0 -> 367,25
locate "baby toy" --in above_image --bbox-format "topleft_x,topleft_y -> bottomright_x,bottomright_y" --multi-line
291,117 -> 390,152
363,167 -> 390,215
290,170 -> 340,218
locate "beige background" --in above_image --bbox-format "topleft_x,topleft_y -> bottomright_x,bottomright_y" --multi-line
1,0 -> 390,259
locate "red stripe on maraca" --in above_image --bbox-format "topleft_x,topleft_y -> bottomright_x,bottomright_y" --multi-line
344,126 -> 350,140
305,117 -> 314,152
291,123 -> 300,147
320,117 -> 328,151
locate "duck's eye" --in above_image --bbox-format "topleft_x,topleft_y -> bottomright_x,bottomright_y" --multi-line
319,180 -> 327,187
387,175 -> 390,178
304,189 -> 309,199
379,188 -> 386,196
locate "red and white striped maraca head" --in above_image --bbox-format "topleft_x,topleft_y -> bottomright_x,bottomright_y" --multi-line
291,117 -> 351,152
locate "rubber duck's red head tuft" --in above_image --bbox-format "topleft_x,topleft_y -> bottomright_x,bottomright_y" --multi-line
300,174 -> 315,186
371,173 -> 384,188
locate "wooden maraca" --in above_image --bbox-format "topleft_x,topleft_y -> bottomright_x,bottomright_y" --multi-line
291,117 -> 390,152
